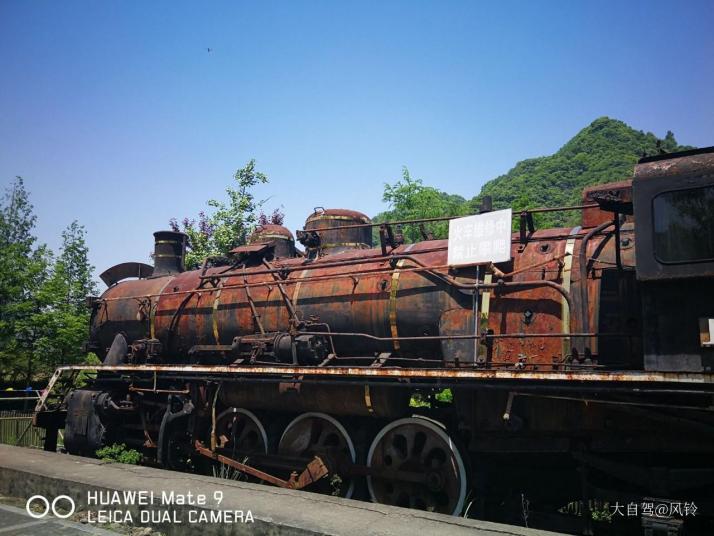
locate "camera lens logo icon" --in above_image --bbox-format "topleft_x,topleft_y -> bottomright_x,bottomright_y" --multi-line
25,495 -> 76,519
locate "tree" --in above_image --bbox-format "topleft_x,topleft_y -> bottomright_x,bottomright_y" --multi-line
170,159 -> 280,269
472,117 -> 694,228
372,119 -> 694,239
56,221 -> 98,312
374,167 -> 467,243
0,177 -> 52,383
29,221 -> 99,372
0,179 -> 98,384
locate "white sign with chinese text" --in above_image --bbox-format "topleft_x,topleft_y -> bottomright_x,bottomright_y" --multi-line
447,208 -> 512,266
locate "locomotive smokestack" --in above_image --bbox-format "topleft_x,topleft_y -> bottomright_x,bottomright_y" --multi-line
153,230 -> 187,276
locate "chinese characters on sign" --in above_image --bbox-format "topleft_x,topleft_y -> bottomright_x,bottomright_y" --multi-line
447,209 -> 513,266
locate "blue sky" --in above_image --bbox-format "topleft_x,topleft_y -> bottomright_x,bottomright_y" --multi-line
1,1 -> 712,286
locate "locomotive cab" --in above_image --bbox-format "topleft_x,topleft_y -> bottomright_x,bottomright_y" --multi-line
633,147 -> 714,372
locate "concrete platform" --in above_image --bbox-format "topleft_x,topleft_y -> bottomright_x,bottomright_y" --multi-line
0,444 -> 567,536
0,502 -> 121,535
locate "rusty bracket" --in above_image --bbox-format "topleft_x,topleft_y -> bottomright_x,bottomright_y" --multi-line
371,352 -> 391,367
194,441 -> 328,489
242,266 -> 266,335
139,410 -> 157,448
379,225 -> 388,255
379,223 -> 398,255
518,211 -> 535,247
418,223 -> 434,241
318,353 -> 336,366
278,377 -> 302,393
262,259 -> 300,325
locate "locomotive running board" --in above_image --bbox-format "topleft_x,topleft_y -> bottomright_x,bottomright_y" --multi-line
36,363 -> 714,414
41,364 -> 714,382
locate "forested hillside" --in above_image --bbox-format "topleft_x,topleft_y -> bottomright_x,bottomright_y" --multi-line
375,117 -> 694,232
472,117 -> 693,227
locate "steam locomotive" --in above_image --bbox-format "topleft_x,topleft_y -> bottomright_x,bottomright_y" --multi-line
35,147 -> 714,534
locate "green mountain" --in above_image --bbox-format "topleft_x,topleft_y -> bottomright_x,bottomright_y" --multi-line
469,116 -> 694,227
373,117 -> 695,235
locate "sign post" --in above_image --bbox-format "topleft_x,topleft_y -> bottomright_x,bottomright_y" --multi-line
447,208 -> 512,364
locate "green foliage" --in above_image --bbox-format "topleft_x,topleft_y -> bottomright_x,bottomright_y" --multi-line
409,392 -> 431,408
434,388 -> 453,403
409,388 -> 453,408
96,443 -> 142,464
30,221 -> 99,372
0,178 -> 52,383
373,118 -> 693,235
374,167 -> 467,243
0,178 -> 97,384
76,352 -> 102,387
471,117 -> 694,229
170,159 -> 272,269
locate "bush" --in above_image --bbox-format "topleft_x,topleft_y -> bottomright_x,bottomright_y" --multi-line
96,443 -> 142,465
435,388 -> 453,403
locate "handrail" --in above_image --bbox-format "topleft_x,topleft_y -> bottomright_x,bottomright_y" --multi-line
297,204 -> 599,233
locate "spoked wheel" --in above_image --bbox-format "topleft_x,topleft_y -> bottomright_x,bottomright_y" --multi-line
214,408 -> 268,455
367,417 -> 468,515
278,412 -> 356,498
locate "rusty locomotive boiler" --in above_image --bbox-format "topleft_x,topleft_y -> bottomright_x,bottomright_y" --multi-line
36,147 -> 714,534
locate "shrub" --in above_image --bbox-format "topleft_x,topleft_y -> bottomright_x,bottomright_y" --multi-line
96,443 -> 142,465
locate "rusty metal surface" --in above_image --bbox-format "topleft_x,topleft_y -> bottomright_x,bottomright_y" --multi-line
247,224 -> 296,259
219,382 -> 408,417
635,146 -> 714,179
49,364 -> 714,384
99,262 -> 154,287
303,208 -> 372,254
90,220 -> 636,371
86,176 -> 692,376
634,148 -> 714,281
630,148 -> 714,373
229,244 -> 272,255
195,440 -> 328,489
90,275 -> 174,359
248,223 -> 294,242
581,180 -> 633,228
152,231 -> 187,276
141,241 -> 471,361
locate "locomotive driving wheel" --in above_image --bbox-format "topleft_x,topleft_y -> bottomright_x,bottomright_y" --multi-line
214,408 -> 268,455
367,417 -> 468,515
278,412 -> 356,498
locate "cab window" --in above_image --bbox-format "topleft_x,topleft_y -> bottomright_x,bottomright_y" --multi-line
653,185 -> 714,263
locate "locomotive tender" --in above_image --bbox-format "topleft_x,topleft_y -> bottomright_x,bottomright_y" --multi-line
35,147 -> 714,533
